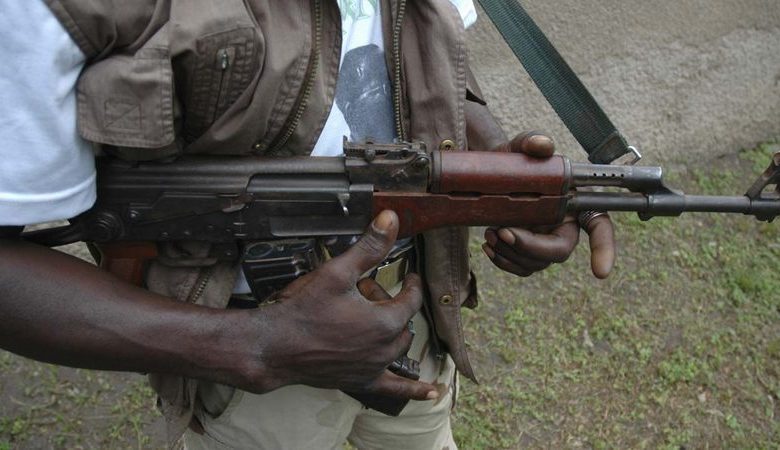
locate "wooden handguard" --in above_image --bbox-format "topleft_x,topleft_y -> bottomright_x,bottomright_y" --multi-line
432,151 -> 570,195
375,151 -> 571,238
95,242 -> 159,286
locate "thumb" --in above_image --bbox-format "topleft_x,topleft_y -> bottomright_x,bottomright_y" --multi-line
330,210 -> 399,279
364,370 -> 441,401
492,131 -> 555,158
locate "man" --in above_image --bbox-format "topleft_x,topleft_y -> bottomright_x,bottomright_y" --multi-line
0,0 -> 615,448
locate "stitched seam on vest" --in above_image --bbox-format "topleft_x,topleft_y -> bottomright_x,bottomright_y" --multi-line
43,0 -> 98,58
455,27 -> 467,151
76,49 -> 175,148
442,0 -> 467,151
449,227 -> 469,370
304,12 -> 342,152
253,4 -> 311,153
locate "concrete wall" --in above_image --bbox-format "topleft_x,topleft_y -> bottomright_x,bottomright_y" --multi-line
467,0 -> 780,164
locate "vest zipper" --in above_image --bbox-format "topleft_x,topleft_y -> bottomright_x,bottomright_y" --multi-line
187,266 -> 214,304
213,48 -> 232,123
265,0 -> 323,155
391,0 -> 407,141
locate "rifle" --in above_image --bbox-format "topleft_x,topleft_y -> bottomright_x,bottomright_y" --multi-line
20,140 -> 780,416
23,140 -> 780,285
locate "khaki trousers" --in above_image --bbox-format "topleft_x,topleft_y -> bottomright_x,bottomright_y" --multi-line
183,310 -> 458,450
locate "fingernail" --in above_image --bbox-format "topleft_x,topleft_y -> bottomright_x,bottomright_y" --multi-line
497,228 -> 516,245
528,134 -> 554,149
482,244 -> 495,259
426,390 -> 440,400
372,211 -> 395,233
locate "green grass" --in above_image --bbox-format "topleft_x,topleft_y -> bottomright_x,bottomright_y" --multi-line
452,141 -> 780,448
0,359 -> 162,448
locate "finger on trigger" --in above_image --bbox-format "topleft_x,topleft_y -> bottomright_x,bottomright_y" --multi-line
585,214 -> 616,279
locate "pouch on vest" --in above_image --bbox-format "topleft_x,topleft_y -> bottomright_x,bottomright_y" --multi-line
76,27 -> 179,161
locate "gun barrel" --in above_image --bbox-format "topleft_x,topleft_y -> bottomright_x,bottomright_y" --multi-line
568,192 -> 780,220
570,163 -> 665,191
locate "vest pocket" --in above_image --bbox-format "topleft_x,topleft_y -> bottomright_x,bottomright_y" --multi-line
180,27 -> 262,143
77,47 -> 175,152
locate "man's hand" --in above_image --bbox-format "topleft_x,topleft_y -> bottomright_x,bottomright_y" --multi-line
0,214 -> 436,404
240,210 -> 439,401
481,132 -> 616,279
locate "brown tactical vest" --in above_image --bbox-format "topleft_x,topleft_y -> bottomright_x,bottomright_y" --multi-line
45,0 -> 483,440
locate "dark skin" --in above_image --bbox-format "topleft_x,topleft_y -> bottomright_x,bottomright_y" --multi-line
466,101 -> 617,278
0,103 -> 614,404
0,211 -> 438,401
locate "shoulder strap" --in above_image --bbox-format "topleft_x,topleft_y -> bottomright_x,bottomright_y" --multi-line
475,0 -> 638,164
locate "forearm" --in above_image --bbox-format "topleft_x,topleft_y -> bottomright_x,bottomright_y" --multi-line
0,237 -> 257,387
465,100 -> 507,151
0,214 -> 441,401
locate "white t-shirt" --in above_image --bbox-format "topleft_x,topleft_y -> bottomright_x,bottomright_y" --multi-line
313,0 -> 477,156
0,0 -> 94,226
0,0 -> 476,226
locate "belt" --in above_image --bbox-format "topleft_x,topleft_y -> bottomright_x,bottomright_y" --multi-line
368,244 -> 415,292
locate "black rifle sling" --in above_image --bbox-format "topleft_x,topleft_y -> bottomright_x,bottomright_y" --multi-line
475,0 -> 632,164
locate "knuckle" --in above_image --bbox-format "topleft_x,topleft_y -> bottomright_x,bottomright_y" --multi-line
403,272 -> 422,287
383,315 -> 407,336
367,310 -> 401,337
328,269 -> 353,288
355,233 -> 389,258
400,277 -> 423,301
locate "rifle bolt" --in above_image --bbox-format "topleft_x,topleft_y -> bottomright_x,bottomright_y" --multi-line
413,156 -> 430,168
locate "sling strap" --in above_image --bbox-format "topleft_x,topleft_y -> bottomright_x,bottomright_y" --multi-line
475,0 -> 639,165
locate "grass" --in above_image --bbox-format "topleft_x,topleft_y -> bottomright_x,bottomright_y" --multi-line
1,141 -> 778,448
0,359 -> 162,449
452,140 -> 780,448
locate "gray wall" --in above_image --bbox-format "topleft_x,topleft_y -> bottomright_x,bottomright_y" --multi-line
467,0 -> 780,163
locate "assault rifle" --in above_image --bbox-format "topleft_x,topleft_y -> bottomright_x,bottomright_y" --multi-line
23,140 -> 780,284
19,140 -> 780,415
